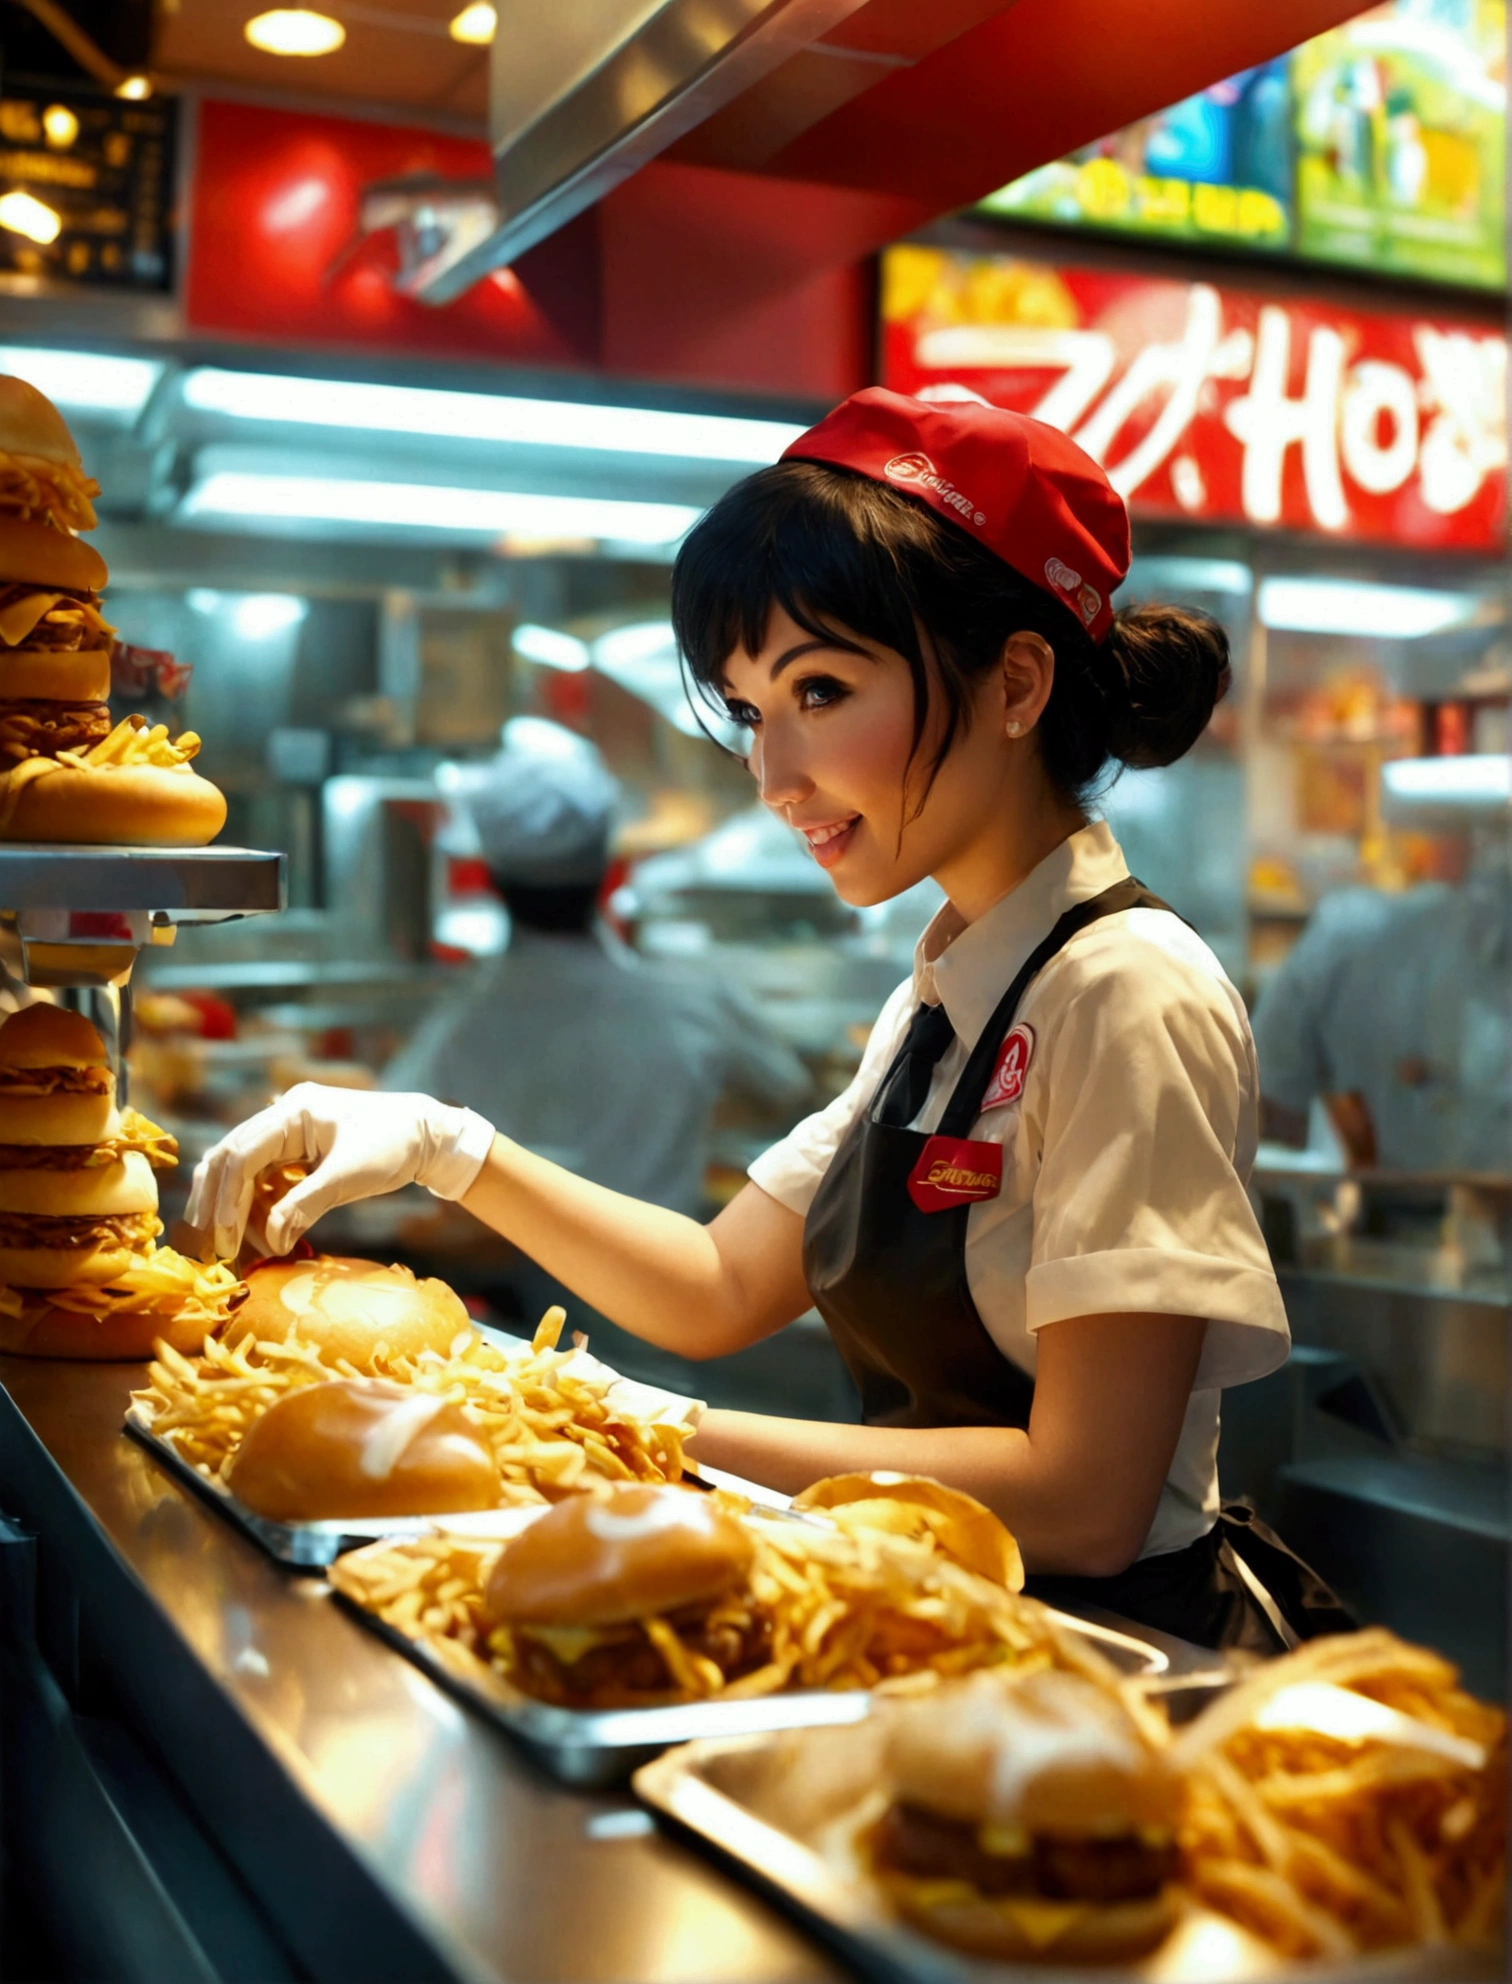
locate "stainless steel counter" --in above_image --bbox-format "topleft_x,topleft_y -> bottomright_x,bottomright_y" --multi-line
0,1356 -> 842,1984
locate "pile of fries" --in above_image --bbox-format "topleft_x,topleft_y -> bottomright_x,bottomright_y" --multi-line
132,1308 -> 689,1508
329,1496 -> 1078,1707
1174,1628 -> 1506,1959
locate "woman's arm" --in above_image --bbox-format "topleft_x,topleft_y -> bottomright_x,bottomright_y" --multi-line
689,1311 -> 1206,1577
463,1139 -> 811,1356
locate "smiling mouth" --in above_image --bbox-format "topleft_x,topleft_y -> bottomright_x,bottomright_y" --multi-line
798,817 -> 860,868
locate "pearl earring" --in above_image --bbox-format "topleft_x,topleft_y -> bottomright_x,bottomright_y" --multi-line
1007,720 -> 1022,737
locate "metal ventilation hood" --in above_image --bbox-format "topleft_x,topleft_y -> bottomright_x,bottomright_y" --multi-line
417,0 -> 1369,305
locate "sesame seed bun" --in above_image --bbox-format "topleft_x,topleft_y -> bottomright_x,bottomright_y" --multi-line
0,513 -> 106,591
483,1483 -> 753,1629
226,1378 -> 500,1522
221,1256 -> 475,1372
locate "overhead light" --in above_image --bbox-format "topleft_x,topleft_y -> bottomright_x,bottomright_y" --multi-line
1130,557 -> 1252,598
595,621 -> 676,668
114,75 -> 153,100
1383,755 -> 1510,809
512,624 -> 589,671
244,9 -> 346,57
41,105 -> 79,149
0,345 -> 161,416
180,367 -> 803,464
0,192 -> 61,245
1258,578 -> 1476,639
181,472 -> 701,545
449,3 -> 496,44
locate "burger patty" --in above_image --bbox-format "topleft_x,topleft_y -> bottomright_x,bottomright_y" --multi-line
0,1063 -> 112,1095
0,1141 -> 120,1169
0,700 -> 111,760
0,584 -> 107,650
874,1803 -> 1176,1904
514,1602 -> 773,1702
0,1210 -> 159,1252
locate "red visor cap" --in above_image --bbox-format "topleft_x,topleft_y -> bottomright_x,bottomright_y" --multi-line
781,388 -> 1129,643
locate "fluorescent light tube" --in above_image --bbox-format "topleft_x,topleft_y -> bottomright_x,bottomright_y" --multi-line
513,624 -> 590,671
181,472 -> 699,545
1383,755 -> 1510,808
0,345 -> 161,415
181,367 -> 803,464
1258,578 -> 1475,639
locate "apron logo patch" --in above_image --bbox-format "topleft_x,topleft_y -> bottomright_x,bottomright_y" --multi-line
907,1135 -> 1003,1213
981,1023 -> 1035,1113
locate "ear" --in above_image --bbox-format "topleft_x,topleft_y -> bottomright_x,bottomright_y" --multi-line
999,632 -> 1055,740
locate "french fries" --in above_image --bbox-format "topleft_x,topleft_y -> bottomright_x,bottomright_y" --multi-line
329,1498 -> 1079,1707
1174,1628 -> 1506,1959
131,1305 -> 689,1507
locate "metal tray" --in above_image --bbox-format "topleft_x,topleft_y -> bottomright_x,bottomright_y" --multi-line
633,1725 -> 1503,1984
330,1582 -> 1173,1788
124,1407 -> 545,1565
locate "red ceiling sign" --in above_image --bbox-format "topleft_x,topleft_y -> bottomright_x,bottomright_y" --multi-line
880,246 -> 1507,553
185,99 -> 586,365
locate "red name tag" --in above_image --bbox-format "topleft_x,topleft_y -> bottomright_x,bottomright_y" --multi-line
907,1135 -> 1003,1213
981,1022 -> 1035,1112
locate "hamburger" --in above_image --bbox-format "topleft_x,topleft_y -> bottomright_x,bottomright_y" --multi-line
226,1377 -> 501,1521
0,375 -> 225,846
793,1471 -> 1024,1590
222,1254 -> 476,1371
0,1003 -> 243,1357
867,1667 -> 1181,1963
481,1484 -> 769,1705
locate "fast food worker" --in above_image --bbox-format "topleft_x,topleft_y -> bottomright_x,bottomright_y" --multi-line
190,390 -> 1346,1652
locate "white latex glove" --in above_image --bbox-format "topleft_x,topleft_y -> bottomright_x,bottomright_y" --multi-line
184,1082 -> 496,1260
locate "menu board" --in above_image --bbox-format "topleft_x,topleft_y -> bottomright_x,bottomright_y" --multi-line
978,0 -> 1506,291
979,59 -> 1293,252
1293,0 -> 1505,289
0,85 -> 175,291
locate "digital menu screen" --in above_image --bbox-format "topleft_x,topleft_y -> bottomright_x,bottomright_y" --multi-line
977,0 -> 1505,291
0,84 -> 175,291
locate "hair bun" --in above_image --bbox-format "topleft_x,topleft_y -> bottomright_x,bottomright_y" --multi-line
1096,604 -> 1231,770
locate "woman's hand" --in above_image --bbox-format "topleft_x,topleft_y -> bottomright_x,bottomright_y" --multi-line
185,1083 -> 495,1260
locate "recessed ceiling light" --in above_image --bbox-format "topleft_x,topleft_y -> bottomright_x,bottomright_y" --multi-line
41,105 -> 79,149
244,10 -> 346,57
449,3 -> 496,44
0,192 -> 62,245
114,75 -> 153,100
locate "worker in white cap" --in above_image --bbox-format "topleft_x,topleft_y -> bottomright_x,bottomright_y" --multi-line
383,718 -> 811,1219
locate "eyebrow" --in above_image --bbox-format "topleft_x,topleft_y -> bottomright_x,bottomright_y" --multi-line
719,633 -> 873,701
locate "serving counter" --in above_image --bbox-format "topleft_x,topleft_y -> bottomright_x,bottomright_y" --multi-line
0,1357 -> 843,1984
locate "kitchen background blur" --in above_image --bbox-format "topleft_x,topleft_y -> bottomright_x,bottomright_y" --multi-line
0,0 -> 1504,1686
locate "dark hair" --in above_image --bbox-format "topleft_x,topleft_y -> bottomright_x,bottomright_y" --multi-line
492,876 -> 600,934
671,460 -> 1230,807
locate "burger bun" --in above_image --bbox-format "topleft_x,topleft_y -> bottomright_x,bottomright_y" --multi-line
0,1295 -> 211,1361
222,1256 -> 475,1371
0,760 -> 226,846
885,1881 -> 1180,1965
0,1003 -> 107,1069
0,1147 -> 156,1216
0,376 -> 86,473
0,646 -> 112,702
226,1378 -> 500,1521
484,1483 -> 752,1628
794,1472 -> 1024,1591
0,512 -> 105,591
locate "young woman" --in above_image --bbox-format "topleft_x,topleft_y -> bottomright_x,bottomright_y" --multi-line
189,390 -> 1320,1649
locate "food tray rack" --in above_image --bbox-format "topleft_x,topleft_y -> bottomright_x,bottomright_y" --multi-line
633,1729 -> 1504,1984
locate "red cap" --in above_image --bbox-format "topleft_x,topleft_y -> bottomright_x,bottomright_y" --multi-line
781,388 -> 1128,642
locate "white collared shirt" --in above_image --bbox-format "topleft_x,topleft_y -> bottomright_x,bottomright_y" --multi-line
750,820 -> 1289,1559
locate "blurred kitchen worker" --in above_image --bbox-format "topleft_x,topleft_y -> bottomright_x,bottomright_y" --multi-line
382,718 -> 811,1216
1252,854 -> 1512,1173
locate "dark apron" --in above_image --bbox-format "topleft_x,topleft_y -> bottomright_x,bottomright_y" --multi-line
802,877 -> 1354,1655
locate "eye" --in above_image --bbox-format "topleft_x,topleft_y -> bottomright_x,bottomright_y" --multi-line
794,673 -> 850,712
723,698 -> 760,728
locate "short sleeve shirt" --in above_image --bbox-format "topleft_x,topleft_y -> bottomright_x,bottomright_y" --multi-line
750,821 -> 1289,1559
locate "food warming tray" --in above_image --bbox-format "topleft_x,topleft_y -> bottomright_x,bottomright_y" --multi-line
632,1725 -> 1503,1984
328,1587 -> 1173,1788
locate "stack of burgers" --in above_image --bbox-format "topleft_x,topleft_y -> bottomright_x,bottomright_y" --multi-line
0,1004 -> 242,1358
0,374 -> 224,844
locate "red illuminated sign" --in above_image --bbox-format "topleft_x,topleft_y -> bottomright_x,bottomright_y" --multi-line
880,246 -> 1506,552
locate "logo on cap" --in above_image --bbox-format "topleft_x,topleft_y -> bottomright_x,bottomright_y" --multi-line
1077,584 -> 1102,625
883,452 -> 987,528
1044,556 -> 1082,594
